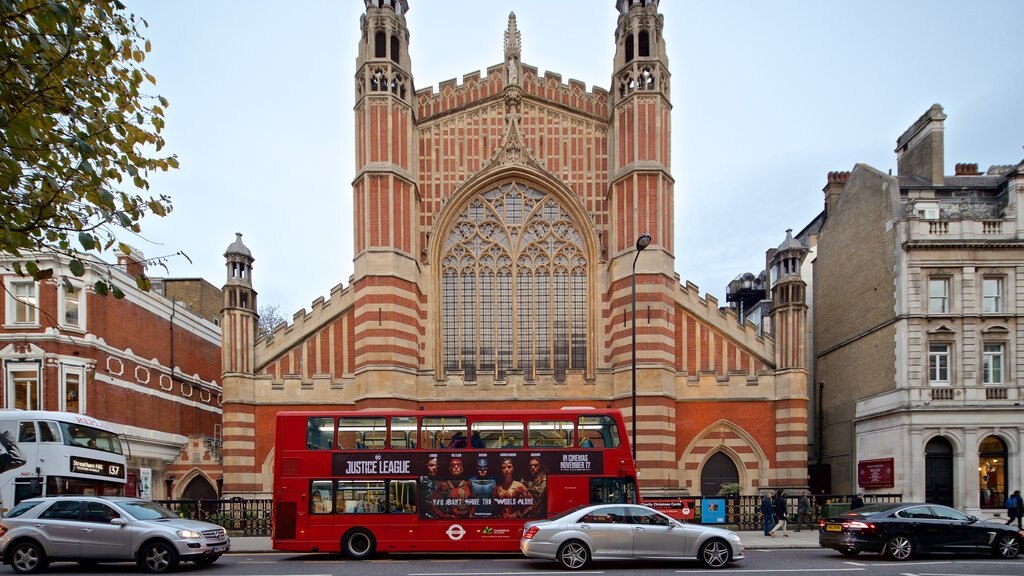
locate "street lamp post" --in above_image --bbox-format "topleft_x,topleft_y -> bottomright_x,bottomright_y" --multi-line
631,233 -> 651,463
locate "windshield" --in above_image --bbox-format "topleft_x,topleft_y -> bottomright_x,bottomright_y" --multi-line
117,500 -> 179,520
59,422 -> 123,455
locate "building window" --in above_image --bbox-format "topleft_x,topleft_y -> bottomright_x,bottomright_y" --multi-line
982,343 -> 1004,385
928,344 -> 950,384
4,362 -> 41,410
978,436 -> 1007,509
59,282 -> 86,330
928,278 -> 949,314
440,182 -> 588,382
982,278 -> 1002,313
60,364 -> 86,413
5,279 -> 39,326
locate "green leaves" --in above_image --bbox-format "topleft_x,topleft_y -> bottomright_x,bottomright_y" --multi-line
1,0 -> 178,294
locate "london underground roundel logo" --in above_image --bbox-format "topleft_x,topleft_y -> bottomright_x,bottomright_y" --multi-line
446,524 -> 466,540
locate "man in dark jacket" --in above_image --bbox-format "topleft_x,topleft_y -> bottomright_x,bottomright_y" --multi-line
850,494 -> 865,510
760,491 -> 775,536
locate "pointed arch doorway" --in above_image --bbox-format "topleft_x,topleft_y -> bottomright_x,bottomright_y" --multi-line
701,452 -> 739,496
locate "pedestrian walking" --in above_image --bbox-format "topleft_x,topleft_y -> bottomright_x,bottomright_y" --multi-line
795,490 -> 814,531
760,491 -> 774,536
770,490 -> 789,537
850,493 -> 864,510
1006,489 -> 1023,529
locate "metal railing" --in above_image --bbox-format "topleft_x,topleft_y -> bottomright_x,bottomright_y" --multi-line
157,498 -> 272,536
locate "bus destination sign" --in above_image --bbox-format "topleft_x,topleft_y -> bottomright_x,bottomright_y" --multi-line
70,456 -> 126,480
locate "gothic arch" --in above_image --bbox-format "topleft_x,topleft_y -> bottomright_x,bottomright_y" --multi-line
176,468 -> 219,501
680,420 -> 769,493
429,166 -> 600,381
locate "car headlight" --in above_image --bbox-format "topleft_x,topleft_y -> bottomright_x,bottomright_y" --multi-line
176,529 -> 202,539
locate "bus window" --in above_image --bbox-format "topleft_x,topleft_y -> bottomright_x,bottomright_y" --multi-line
421,417 -> 467,449
338,416 -> 385,450
471,421 -> 523,448
389,416 -> 416,449
306,417 -> 333,450
59,422 -> 123,455
311,481 -> 333,514
337,480 -> 385,513
590,477 -> 637,504
528,420 -> 574,448
39,421 -> 60,443
579,415 -> 620,448
18,422 -> 36,443
389,479 -> 416,513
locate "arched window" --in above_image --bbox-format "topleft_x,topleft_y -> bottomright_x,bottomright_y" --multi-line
374,31 -> 386,58
638,30 -> 650,57
441,182 -> 588,382
390,35 -> 400,63
624,34 -> 634,63
979,436 -> 1008,508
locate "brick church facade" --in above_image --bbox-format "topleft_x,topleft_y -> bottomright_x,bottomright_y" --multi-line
220,0 -> 809,498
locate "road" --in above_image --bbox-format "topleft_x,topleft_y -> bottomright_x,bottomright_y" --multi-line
15,549 -> 1020,575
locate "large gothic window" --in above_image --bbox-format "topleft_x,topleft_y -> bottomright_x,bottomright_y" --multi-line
441,181 -> 588,382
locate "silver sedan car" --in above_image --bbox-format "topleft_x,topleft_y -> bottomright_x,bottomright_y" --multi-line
520,503 -> 744,570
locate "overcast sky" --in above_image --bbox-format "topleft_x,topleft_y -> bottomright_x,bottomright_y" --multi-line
125,0 -> 1024,318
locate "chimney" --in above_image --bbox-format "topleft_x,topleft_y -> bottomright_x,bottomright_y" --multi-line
822,170 -> 849,218
117,246 -> 147,279
954,163 -> 980,175
895,104 -> 946,186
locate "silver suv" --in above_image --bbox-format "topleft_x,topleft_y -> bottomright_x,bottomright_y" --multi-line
0,496 -> 230,573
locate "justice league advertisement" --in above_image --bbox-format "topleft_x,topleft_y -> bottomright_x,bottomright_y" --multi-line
332,451 -> 602,520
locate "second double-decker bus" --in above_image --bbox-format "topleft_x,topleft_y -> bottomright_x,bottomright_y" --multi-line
273,408 -> 637,558
0,410 -> 129,515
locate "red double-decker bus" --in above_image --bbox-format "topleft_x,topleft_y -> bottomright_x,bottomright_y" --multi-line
272,408 -> 637,558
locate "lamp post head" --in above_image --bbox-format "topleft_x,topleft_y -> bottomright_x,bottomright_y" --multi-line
635,233 -> 652,251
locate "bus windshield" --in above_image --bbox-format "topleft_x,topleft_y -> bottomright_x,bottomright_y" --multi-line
60,422 -> 123,455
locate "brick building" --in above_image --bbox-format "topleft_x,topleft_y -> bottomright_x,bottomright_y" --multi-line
220,0 -> 809,498
0,250 -> 224,500
814,104 -> 1024,514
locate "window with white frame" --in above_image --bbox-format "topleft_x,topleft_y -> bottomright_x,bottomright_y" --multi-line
982,343 -> 1004,385
59,282 -> 85,330
928,343 -> 950,384
982,278 -> 1002,313
928,278 -> 949,314
60,364 -> 86,413
4,362 -> 41,410
5,279 -> 39,326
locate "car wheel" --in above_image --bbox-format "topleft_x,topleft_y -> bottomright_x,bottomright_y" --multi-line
139,540 -> 180,573
699,538 -> 732,569
993,533 -> 1020,559
838,548 -> 860,557
193,553 -> 222,566
885,534 -> 914,561
557,540 -> 591,570
342,529 -> 376,560
9,541 -> 49,574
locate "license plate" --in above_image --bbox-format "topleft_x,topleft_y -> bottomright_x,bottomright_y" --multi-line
826,524 -> 842,532
211,545 -> 227,552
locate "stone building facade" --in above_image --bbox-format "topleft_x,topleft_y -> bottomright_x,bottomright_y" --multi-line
0,250 -> 224,500
220,0 -> 809,499
814,104 -> 1024,515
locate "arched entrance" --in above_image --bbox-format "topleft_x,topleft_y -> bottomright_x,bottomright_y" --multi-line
181,475 -> 217,501
978,436 -> 1008,509
925,436 -> 953,507
700,452 -> 739,496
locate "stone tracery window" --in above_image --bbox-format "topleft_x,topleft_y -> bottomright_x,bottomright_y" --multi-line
441,181 -> 587,382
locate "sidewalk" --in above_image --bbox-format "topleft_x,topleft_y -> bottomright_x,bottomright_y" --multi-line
227,528 -> 822,554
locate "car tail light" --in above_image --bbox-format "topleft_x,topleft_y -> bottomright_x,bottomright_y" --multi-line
523,526 -> 540,540
0,526 -> 6,537
845,521 -> 874,529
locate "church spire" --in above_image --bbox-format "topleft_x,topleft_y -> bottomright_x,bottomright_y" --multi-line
504,12 -> 521,87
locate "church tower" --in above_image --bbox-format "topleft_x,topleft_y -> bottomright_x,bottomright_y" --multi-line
607,0 -> 677,480
351,0 -> 422,388
769,229 -> 810,489
219,233 -> 260,495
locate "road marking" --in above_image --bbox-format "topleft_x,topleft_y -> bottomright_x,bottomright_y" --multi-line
680,569 -> 865,573
409,572 -> 602,576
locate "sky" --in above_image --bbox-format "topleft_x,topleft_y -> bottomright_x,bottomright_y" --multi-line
123,0 -> 1024,319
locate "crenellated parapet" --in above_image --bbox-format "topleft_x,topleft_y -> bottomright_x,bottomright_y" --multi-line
416,63 -> 609,123
673,278 -> 773,366
255,280 -> 355,371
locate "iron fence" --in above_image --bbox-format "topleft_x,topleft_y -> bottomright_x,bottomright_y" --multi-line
157,498 -> 272,536
156,493 -> 902,535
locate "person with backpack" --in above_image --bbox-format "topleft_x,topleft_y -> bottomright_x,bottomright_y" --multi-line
1006,489 -> 1023,529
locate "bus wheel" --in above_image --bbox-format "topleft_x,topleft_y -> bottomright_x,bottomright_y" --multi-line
342,529 -> 376,560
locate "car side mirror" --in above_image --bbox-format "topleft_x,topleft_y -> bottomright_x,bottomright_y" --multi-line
110,518 -> 127,526
966,515 -> 978,524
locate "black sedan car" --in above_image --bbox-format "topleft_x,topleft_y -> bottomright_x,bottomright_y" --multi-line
819,502 -> 1022,560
